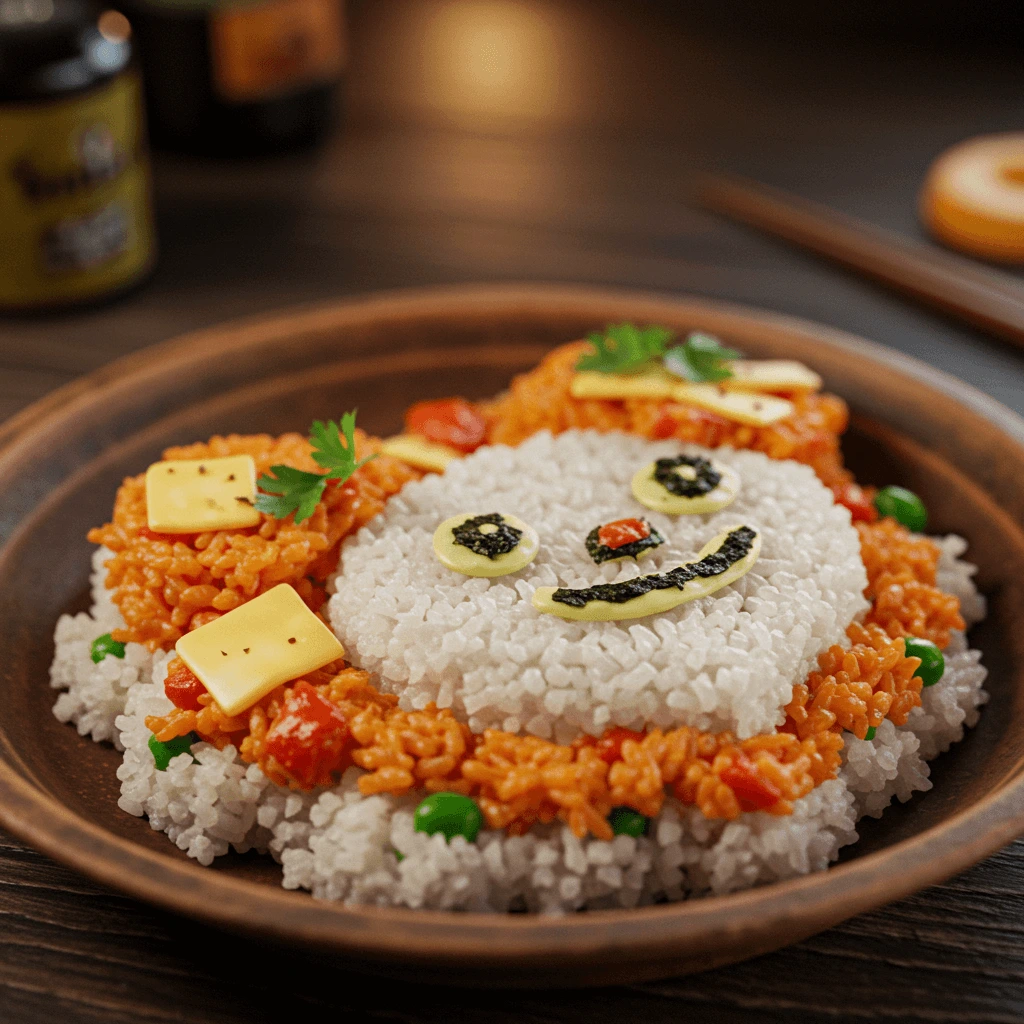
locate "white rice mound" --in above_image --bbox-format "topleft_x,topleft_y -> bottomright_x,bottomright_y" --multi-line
49,547 -> 153,750
328,430 -> 869,742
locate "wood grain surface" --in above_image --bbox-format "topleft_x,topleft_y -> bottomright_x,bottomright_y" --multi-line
3,0 -> 1024,1019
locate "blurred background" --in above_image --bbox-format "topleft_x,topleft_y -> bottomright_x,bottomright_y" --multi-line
2,0 -> 1024,422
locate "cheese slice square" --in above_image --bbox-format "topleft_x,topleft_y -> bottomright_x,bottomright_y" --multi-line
570,366 -> 677,401
146,454 -> 262,534
671,382 -> 794,426
725,360 -> 822,394
380,434 -> 460,473
175,584 -> 344,715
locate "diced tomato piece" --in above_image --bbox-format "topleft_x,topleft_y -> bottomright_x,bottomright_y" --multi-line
833,482 -> 878,523
593,726 -> 646,764
164,661 -> 207,711
720,754 -> 782,812
264,680 -> 349,789
598,518 -> 651,550
405,398 -> 487,453
651,408 -> 678,440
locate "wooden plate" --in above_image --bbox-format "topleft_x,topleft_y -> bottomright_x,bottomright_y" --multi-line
2,284 -> 1024,987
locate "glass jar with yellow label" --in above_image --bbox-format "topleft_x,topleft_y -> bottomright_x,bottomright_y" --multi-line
0,0 -> 157,310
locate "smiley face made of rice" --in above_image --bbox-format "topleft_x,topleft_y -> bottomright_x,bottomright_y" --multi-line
328,429 -> 869,745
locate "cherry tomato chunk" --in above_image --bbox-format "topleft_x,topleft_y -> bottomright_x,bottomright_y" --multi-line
405,398 -> 487,454
719,754 -> 782,812
832,482 -> 878,523
264,680 -> 349,789
598,517 -> 651,550
593,726 -> 645,764
164,661 -> 208,711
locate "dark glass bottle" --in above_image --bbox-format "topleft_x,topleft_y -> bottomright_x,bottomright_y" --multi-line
124,0 -> 346,156
0,0 -> 156,309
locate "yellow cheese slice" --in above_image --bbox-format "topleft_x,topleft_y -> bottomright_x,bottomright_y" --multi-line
146,454 -> 261,534
570,366 -> 677,401
174,584 -> 344,716
532,525 -> 760,622
670,383 -> 794,426
380,434 -> 461,473
725,360 -> 822,394
569,366 -> 799,425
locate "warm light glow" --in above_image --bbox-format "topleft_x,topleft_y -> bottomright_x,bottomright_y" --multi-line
97,8 -> 130,42
410,0 -> 571,127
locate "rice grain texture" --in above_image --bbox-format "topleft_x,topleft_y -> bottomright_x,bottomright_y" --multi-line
50,548 -> 153,749
329,431 -> 868,742
112,622 -> 986,911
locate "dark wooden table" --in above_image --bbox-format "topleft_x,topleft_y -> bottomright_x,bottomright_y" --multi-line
3,2 -> 1024,1020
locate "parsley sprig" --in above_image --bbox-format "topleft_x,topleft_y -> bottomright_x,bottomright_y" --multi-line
663,332 -> 740,383
254,412 -> 375,524
576,323 -> 675,374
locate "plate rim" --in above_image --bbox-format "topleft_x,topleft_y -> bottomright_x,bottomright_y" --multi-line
2,282 -> 1024,978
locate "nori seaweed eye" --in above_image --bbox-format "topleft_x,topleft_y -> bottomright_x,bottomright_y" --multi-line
653,455 -> 721,498
632,454 -> 740,516
452,513 -> 523,559
433,512 -> 540,578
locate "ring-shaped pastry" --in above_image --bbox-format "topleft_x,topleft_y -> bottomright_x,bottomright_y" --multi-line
921,132 -> 1024,262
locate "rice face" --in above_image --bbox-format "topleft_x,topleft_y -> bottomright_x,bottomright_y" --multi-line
329,430 -> 868,741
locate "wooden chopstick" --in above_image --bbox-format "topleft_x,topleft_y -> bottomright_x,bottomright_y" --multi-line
697,173 -> 1024,348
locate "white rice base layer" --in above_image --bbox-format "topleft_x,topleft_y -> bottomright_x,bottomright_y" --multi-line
329,430 -> 869,741
109,554 -> 986,914
112,625 -> 985,911
49,548 -> 153,750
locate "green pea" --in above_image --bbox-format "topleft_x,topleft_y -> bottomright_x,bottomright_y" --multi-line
873,486 -> 927,532
149,732 -> 200,771
608,806 -> 648,837
864,726 -> 877,741
904,637 -> 945,687
413,792 -> 483,843
90,633 -> 126,664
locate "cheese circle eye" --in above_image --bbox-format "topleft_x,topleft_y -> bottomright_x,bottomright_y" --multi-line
433,512 -> 539,577
631,454 -> 740,515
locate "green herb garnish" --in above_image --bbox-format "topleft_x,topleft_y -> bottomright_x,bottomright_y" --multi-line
90,633 -> 126,664
254,412 -> 375,524
576,323 -> 675,374
663,332 -> 741,383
